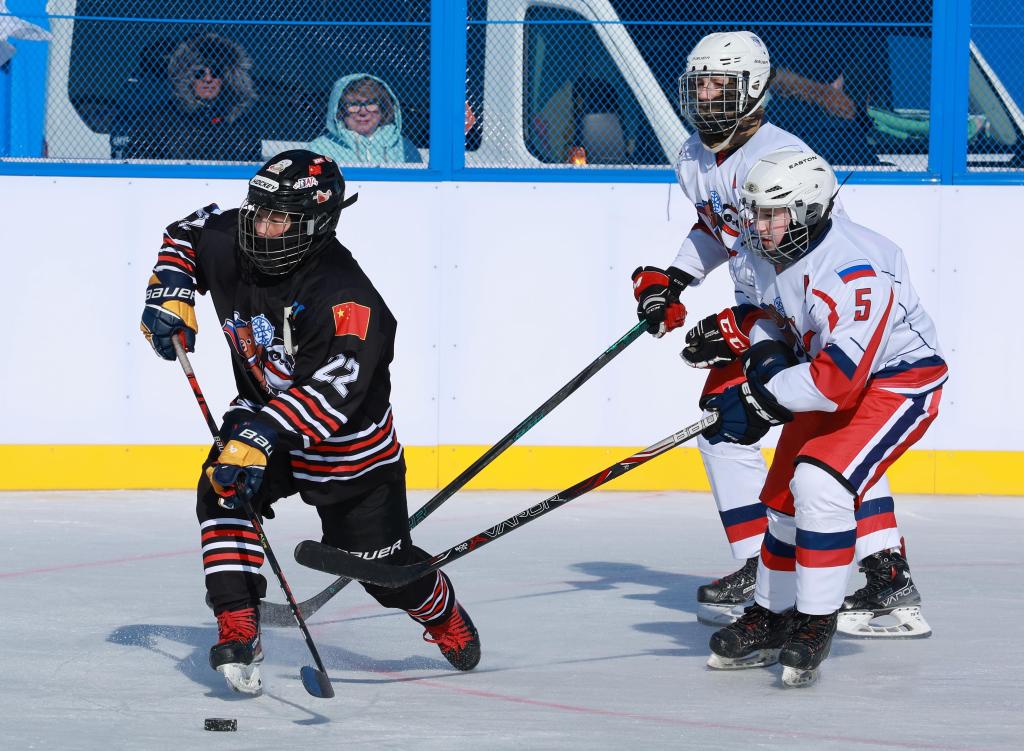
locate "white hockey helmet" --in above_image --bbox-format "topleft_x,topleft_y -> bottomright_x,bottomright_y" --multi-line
739,149 -> 837,266
679,31 -> 773,150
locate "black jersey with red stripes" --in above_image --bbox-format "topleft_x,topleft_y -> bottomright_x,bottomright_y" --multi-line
154,203 -> 404,490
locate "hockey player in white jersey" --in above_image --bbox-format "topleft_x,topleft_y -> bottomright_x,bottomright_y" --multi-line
703,149 -> 947,686
631,30 -> 914,629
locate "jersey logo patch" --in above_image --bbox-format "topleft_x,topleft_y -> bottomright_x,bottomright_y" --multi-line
836,260 -> 876,283
333,302 -> 371,340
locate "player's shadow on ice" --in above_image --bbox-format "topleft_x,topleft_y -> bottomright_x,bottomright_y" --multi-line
565,560 -> 711,654
107,623 -> 451,699
564,561 -> 865,663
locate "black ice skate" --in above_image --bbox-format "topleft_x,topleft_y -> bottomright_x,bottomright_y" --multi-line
209,605 -> 263,695
706,603 -> 792,670
838,550 -> 931,638
778,611 -> 838,688
422,601 -> 481,671
697,556 -> 758,626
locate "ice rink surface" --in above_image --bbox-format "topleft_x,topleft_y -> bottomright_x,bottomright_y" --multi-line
1,489 -> 1021,750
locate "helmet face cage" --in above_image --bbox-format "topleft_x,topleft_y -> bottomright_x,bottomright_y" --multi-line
740,200 -> 818,266
238,201 -> 317,276
236,149 -> 349,277
680,70 -> 748,136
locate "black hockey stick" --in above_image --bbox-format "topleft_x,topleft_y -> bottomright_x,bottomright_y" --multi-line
294,412 -> 719,589
171,337 -> 334,699
260,320 -> 647,625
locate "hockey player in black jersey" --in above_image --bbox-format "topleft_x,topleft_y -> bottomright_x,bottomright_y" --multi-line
141,150 -> 480,694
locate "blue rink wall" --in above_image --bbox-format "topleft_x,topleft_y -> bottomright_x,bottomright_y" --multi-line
1,176 -> 1021,494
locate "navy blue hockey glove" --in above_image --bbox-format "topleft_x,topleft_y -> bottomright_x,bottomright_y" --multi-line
743,340 -> 800,382
140,272 -> 197,360
702,377 -> 794,445
631,265 -> 692,338
206,420 -> 277,510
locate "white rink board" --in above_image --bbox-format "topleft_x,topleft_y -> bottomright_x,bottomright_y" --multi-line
1,176 -> 1020,451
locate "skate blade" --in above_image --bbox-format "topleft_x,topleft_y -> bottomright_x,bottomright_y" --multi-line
697,601 -> 751,627
217,662 -> 263,695
837,606 -> 932,639
707,648 -> 780,670
782,665 -> 819,688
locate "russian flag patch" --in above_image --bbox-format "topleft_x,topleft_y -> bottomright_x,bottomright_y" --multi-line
836,260 -> 876,283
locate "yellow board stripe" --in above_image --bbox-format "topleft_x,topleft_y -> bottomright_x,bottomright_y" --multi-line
1,445 -> 1022,495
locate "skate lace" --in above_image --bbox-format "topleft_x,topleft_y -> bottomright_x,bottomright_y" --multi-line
216,607 -> 258,644
790,615 -> 831,646
423,610 -> 472,652
718,557 -> 757,587
857,561 -> 898,598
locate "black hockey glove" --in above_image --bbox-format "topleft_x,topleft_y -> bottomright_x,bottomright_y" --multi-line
631,265 -> 693,338
702,377 -> 794,445
140,271 -> 197,360
681,304 -> 762,368
206,419 -> 277,510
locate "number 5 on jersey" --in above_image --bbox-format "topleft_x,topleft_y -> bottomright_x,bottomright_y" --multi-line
854,288 -> 872,321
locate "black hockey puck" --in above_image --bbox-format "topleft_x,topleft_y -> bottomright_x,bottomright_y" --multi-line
204,718 -> 237,732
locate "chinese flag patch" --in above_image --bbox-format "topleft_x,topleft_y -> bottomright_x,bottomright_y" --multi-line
332,301 -> 371,340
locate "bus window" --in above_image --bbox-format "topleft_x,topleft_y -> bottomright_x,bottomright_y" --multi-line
523,6 -> 665,166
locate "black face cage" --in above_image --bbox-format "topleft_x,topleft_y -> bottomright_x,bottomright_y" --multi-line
740,203 -> 814,267
680,71 -> 748,135
238,200 -> 318,276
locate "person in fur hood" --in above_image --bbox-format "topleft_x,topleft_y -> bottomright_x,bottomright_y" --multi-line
125,33 -> 261,162
308,73 -> 421,164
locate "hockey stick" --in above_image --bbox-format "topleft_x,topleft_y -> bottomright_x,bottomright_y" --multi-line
259,320 -> 647,625
294,412 -> 719,589
171,336 -> 334,699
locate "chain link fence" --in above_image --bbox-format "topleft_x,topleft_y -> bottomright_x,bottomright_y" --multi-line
967,0 -> 1024,172
1,0 -> 1022,176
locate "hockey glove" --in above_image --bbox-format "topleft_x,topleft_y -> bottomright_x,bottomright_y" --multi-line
702,377 -> 794,445
631,265 -> 691,338
206,420 -> 277,509
743,340 -> 799,383
140,272 -> 198,360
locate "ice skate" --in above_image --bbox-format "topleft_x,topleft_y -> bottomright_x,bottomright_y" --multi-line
706,603 -> 792,670
422,601 -> 481,671
209,605 -> 263,695
697,556 -> 758,626
779,611 -> 837,688
838,550 -> 931,638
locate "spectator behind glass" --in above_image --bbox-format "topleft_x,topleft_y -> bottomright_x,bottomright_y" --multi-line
124,33 -> 260,162
308,73 -> 421,164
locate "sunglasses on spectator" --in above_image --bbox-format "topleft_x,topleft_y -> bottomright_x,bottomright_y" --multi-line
192,66 -> 222,80
342,99 -> 381,114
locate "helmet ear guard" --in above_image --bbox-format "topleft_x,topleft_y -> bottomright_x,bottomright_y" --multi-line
238,150 -> 357,277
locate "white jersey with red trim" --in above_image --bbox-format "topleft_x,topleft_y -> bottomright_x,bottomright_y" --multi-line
670,123 -> 815,305
756,214 -> 947,414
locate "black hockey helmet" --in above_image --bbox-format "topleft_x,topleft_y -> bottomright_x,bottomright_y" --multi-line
238,149 -> 358,276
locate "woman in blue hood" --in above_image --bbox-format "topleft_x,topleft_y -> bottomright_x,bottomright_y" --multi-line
309,73 -> 422,164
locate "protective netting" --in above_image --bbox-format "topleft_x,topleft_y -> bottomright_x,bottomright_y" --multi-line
967,0 -> 1024,172
46,0 -> 431,165
1,0 -> 1022,175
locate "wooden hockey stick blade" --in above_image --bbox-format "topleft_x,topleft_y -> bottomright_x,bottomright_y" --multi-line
300,666 -> 335,699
